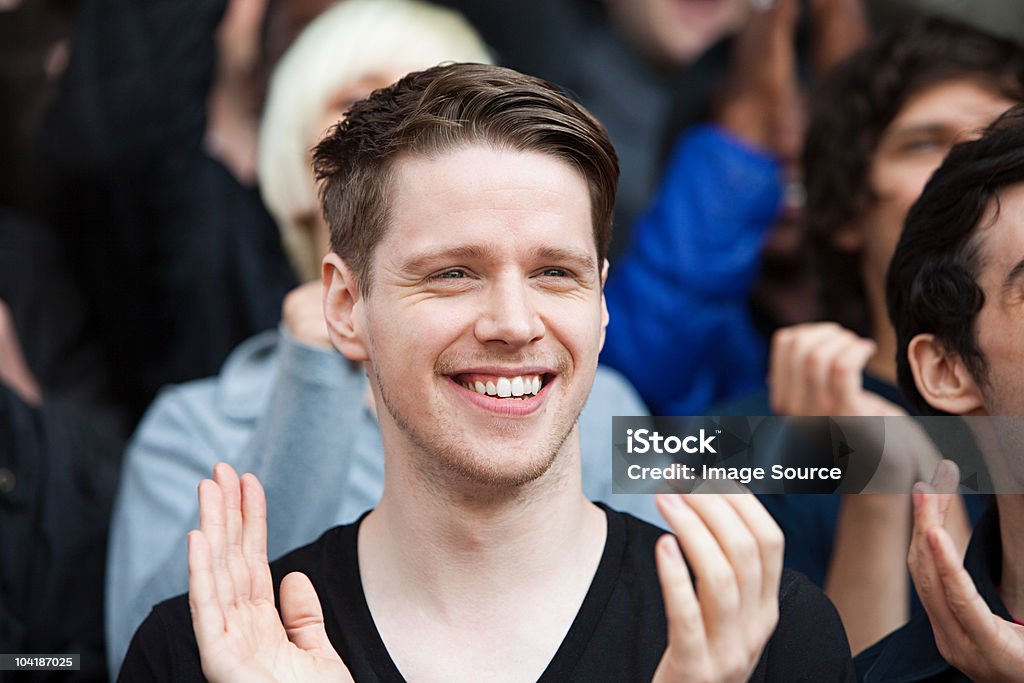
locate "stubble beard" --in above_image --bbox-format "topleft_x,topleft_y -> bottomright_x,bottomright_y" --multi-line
371,356 -> 586,500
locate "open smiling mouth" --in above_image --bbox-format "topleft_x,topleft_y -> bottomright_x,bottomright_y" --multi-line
451,373 -> 553,400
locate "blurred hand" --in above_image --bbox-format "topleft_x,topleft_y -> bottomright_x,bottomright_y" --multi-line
652,493 -> 783,683
769,322 -> 905,417
204,0 -> 267,185
715,0 -> 869,159
910,462 -> 1024,682
0,298 -> 41,405
715,0 -> 803,159
282,281 -> 331,349
770,323 -> 905,419
808,0 -> 870,74
189,463 -> 353,683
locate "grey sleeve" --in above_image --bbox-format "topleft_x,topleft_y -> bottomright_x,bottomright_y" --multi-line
245,327 -> 382,561
105,384 -> 225,678
579,366 -> 664,528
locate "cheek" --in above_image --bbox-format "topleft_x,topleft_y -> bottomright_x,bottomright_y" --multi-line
973,308 -> 1024,413
548,298 -> 606,362
873,160 -> 935,217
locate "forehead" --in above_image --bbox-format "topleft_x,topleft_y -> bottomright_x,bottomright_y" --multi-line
976,182 -> 1024,289
382,144 -> 596,258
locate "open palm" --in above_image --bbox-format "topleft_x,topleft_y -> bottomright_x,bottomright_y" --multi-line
188,463 -> 353,683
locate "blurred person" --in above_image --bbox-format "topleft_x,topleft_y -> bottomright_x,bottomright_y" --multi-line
757,17 -> 1024,652
38,0 -> 331,421
434,0 -> 759,255
105,1 -> 658,674
857,105 -> 1024,682
117,61 -> 854,683
0,210 -> 126,681
0,0 -> 76,214
601,0 -> 868,416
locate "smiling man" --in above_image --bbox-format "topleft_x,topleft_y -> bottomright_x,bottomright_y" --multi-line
117,63 -> 853,682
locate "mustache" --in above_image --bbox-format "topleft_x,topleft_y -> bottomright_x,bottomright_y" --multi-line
435,351 -> 572,376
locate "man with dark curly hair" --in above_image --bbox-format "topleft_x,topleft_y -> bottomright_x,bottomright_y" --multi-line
857,105 -> 1024,682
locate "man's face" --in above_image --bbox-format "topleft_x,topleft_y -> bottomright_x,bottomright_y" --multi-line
350,145 -> 608,491
855,79 -> 1016,290
966,182 -> 1024,417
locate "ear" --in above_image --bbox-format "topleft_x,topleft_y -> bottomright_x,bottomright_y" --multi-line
907,333 -> 985,414
832,221 -> 864,252
322,252 -> 369,362
599,258 -> 610,351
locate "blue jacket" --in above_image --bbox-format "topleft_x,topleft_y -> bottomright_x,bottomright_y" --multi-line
601,125 -> 783,416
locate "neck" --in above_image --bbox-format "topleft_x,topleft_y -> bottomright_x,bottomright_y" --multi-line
359,428 -> 604,611
996,495 -> 1024,620
864,280 -> 897,384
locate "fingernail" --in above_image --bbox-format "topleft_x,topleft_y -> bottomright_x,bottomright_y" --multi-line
660,535 -> 682,560
658,493 -> 684,509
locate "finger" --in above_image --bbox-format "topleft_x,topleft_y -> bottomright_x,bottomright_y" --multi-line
928,527 -> 985,642
199,477 -> 237,608
280,572 -> 343,661
931,459 -> 961,497
214,463 -> 250,603
654,534 -> 708,664
656,495 -> 740,634
680,495 -> 763,621
768,328 -> 791,413
806,329 -> 859,413
783,324 -> 836,414
188,530 -> 226,648
771,326 -> 821,414
722,494 -> 784,608
909,488 -> 958,631
770,324 -> 837,415
831,338 -> 876,413
240,473 -> 273,602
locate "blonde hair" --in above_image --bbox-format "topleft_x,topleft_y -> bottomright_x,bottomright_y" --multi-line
258,0 -> 492,280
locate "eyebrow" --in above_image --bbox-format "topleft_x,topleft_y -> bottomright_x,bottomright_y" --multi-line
887,123 -> 949,136
1002,257 -> 1024,295
397,244 -> 599,277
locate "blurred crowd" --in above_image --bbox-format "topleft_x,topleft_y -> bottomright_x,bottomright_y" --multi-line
3,0 -> 1024,680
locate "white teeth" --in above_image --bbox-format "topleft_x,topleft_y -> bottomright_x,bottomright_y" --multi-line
462,375 -> 544,398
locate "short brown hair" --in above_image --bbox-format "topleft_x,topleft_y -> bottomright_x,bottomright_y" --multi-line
313,63 -> 619,292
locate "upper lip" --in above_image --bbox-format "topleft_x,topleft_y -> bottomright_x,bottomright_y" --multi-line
446,366 -> 556,376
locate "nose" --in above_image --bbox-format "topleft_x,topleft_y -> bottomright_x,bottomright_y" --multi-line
474,276 -> 545,347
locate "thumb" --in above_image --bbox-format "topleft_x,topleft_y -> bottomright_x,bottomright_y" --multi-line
833,338 -> 876,412
930,459 -> 961,520
280,572 -> 340,659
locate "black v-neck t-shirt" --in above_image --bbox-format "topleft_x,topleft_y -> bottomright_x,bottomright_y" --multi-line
118,505 -> 855,682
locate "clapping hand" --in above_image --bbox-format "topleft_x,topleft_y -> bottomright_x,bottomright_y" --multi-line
910,462 -> 1024,682
652,493 -> 784,683
188,463 -> 353,683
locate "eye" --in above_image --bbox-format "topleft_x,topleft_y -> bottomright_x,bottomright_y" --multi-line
540,267 -> 570,278
432,269 -> 468,280
900,138 -> 944,154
